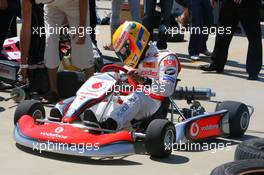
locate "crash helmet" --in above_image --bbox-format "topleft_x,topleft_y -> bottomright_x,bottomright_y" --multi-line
112,21 -> 150,68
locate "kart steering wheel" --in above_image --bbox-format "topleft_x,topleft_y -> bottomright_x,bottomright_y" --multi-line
101,64 -> 128,74
101,64 -> 139,95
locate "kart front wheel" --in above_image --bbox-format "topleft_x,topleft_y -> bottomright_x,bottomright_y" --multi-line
145,119 -> 176,158
215,101 -> 250,137
14,100 -> 45,125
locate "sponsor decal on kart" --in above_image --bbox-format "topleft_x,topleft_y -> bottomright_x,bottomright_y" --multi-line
188,115 -> 223,140
0,64 -> 17,80
39,132 -> 68,139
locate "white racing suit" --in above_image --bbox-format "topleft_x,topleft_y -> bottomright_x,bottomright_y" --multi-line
108,43 -> 181,129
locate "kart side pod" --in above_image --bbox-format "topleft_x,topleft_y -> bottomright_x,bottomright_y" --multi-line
174,110 -> 230,143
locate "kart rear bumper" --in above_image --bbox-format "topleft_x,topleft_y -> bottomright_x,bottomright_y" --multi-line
14,126 -> 136,158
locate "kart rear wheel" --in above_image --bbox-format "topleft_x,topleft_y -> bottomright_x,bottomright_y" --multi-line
14,100 -> 45,125
210,159 -> 264,175
145,119 -> 176,158
235,138 -> 264,161
215,101 -> 250,137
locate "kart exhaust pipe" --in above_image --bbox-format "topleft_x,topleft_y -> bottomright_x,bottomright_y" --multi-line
173,87 -> 216,101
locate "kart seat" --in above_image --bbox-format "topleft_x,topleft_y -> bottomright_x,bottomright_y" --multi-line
131,98 -> 170,130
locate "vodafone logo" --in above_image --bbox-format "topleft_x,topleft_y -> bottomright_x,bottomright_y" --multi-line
92,82 -> 104,89
54,127 -> 64,134
88,81 -> 106,92
190,122 -> 200,137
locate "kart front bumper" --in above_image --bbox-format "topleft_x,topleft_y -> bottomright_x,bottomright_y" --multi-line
14,126 -> 136,158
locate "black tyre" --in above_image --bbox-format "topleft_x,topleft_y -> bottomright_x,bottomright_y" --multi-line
145,119 -> 176,158
14,100 -> 45,125
215,101 -> 250,137
235,138 -> 264,161
211,159 -> 264,175
57,71 -> 85,98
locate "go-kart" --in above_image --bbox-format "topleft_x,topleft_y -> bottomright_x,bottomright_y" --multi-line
13,64 -> 252,158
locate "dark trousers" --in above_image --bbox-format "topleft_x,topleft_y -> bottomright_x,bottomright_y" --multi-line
0,12 -> 13,50
142,0 -> 173,49
212,0 -> 262,76
186,0 -> 213,55
89,0 -> 97,46
0,0 -> 21,50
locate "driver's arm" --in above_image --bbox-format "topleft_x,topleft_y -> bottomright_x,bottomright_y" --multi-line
150,55 -> 179,97
20,0 -> 32,65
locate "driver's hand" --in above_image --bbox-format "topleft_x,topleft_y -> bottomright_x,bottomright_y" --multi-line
18,68 -> 27,83
128,70 -> 143,83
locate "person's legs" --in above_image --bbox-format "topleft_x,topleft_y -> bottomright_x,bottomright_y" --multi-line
142,0 -> 156,40
44,5 -> 65,95
128,0 -> 141,22
158,0 -> 173,49
111,0 -> 121,36
239,6 -> 262,79
212,2 -> 238,69
64,0 -> 95,80
187,0 -> 204,57
200,0 -> 213,53
89,0 -> 97,45
0,11 -> 13,50
200,1 -> 239,72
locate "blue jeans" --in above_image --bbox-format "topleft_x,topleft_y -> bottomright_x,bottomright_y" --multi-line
186,0 -> 213,55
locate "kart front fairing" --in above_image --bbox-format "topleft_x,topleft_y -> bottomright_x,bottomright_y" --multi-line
55,71 -> 127,124
14,71 -> 138,157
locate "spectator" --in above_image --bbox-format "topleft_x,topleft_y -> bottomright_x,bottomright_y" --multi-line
185,0 -> 213,60
104,0 -> 141,50
0,0 -> 20,51
19,0 -> 49,98
201,0 -> 262,80
142,0 -> 173,50
37,0 -> 94,102
89,0 -> 97,46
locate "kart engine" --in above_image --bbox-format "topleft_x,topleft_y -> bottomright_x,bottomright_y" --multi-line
172,87 -> 216,119
173,87 -> 216,101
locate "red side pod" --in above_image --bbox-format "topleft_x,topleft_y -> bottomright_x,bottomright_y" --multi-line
187,114 -> 224,141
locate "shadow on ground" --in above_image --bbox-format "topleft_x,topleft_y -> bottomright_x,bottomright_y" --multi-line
0,96 -> 6,112
150,154 -> 189,164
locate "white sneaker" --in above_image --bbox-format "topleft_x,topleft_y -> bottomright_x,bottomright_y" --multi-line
189,55 -> 200,61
